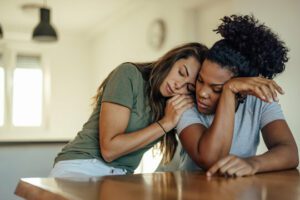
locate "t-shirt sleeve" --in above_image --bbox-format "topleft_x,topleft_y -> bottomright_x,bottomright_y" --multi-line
176,107 -> 206,136
102,63 -> 138,109
260,101 -> 285,129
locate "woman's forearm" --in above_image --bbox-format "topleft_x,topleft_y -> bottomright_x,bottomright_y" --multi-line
100,94 -> 194,163
100,121 -> 166,162
248,144 -> 299,173
197,87 -> 236,167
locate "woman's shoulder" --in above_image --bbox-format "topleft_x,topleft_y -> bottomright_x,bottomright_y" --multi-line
106,63 -> 145,91
115,62 -> 140,75
243,95 -> 282,113
181,106 -> 212,121
244,95 -> 264,105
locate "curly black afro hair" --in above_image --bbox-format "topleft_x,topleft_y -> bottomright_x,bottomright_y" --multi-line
206,14 -> 289,79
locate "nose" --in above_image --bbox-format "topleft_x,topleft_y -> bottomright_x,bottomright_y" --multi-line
200,91 -> 209,99
197,86 -> 210,99
174,79 -> 186,90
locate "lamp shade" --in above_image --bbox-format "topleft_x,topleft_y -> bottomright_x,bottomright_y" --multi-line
0,24 -> 3,38
32,8 -> 58,42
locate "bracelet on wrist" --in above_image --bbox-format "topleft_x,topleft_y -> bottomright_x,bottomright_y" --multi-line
156,121 -> 167,134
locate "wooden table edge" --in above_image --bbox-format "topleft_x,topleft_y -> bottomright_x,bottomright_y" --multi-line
15,179 -> 69,200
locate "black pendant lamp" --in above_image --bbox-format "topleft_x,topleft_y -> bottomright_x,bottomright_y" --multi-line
0,24 -> 3,39
32,7 -> 58,42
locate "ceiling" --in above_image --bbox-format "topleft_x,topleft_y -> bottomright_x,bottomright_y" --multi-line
0,0 -> 209,39
0,0 -> 147,37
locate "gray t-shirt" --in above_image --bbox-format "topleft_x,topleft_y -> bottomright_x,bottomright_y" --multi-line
176,95 -> 285,170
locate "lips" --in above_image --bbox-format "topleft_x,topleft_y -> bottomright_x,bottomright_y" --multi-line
197,99 -> 209,109
166,83 -> 175,95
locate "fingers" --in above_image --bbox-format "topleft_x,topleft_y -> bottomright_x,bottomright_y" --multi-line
206,156 -> 233,176
235,167 -> 254,177
266,79 -> 284,100
174,97 -> 194,110
206,155 -> 255,177
167,94 -> 182,104
163,94 -> 195,127
176,101 -> 194,116
272,80 -> 285,95
265,82 -> 278,102
225,164 -> 247,177
256,78 -> 284,102
167,94 -> 191,104
259,84 -> 274,102
167,95 -> 194,111
233,77 -> 284,103
219,157 -> 239,174
249,85 -> 267,102
172,95 -> 194,117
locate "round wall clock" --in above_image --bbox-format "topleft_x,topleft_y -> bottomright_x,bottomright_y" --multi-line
147,19 -> 166,50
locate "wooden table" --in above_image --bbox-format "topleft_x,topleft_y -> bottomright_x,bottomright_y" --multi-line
15,170 -> 300,200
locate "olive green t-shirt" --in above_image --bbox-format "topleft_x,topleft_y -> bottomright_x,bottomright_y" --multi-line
54,63 -> 159,173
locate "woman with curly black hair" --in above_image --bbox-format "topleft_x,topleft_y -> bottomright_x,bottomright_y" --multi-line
176,15 -> 299,177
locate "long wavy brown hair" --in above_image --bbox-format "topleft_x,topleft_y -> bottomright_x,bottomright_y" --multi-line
93,42 -> 208,164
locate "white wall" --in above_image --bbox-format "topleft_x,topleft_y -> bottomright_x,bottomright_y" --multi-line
0,33 -> 94,141
89,0 -> 200,88
195,0 -> 300,154
45,34 -> 94,140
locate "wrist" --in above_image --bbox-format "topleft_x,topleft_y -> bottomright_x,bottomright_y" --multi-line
156,121 -> 167,134
158,118 -> 173,133
223,83 -> 240,107
246,157 -> 260,174
223,82 -> 238,95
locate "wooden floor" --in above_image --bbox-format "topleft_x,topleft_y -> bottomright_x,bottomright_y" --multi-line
15,169 -> 300,200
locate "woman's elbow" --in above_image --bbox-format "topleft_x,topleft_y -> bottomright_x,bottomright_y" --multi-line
196,153 -> 219,169
291,149 -> 299,168
284,145 -> 299,169
289,143 -> 299,168
100,143 -> 115,163
294,157 -> 299,168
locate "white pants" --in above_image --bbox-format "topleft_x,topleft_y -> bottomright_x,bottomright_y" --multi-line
49,159 -> 127,178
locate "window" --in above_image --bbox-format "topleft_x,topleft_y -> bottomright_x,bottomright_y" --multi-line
0,49 -> 46,139
12,56 -> 43,127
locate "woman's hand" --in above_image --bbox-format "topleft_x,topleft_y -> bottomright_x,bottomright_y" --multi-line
206,155 -> 259,177
224,77 -> 284,103
159,95 -> 194,132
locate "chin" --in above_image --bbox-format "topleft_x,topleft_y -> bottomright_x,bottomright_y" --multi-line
161,91 -> 169,97
197,106 -> 211,115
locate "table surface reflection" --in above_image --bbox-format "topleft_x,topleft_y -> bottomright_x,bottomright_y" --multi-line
15,169 -> 300,200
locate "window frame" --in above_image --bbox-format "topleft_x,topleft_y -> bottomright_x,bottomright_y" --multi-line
0,43 -> 51,142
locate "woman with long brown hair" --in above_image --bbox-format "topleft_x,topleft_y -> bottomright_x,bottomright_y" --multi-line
50,42 -> 208,177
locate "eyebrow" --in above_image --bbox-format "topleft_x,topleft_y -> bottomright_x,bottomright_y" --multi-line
199,74 -> 225,87
183,64 -> 189,76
